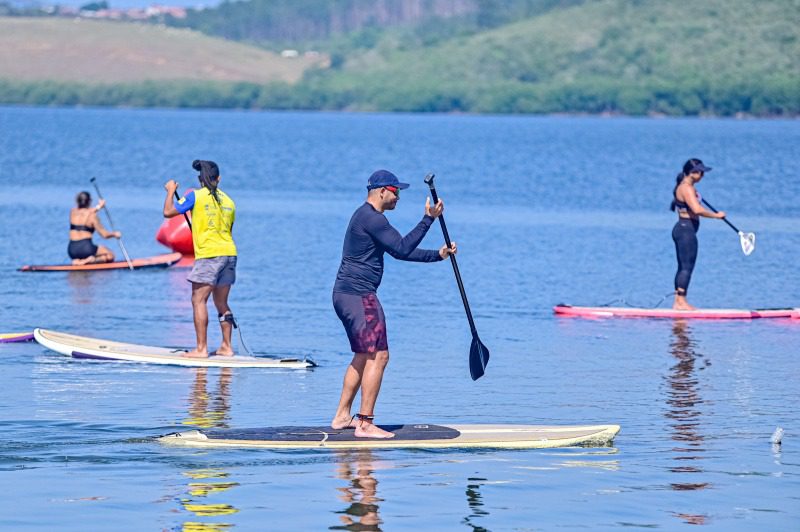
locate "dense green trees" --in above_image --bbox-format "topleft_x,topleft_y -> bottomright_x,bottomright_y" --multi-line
167,0 -> 584,46
2,74 -> 795,116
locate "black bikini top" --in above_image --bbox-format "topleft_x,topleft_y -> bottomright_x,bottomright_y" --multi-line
70,223 -> 94,233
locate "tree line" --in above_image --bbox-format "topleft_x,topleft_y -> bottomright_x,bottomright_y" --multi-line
1,76 -> 795,116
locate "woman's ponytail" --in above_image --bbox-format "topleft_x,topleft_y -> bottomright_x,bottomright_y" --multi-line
193,159 -> 221,205
670,159 -> 703,211
669,172 -> 684,211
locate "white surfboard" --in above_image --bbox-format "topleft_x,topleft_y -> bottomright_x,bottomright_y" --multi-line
34,328 -> 315,369
158,423 -> 621,449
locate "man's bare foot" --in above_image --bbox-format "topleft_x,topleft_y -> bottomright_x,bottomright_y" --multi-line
182,349 -> 209,358
212,347 -> 234,357
331,416 -> 358,430
354,422 -> 395,439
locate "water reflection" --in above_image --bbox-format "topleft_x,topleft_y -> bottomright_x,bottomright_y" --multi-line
178,368 -> 239,531
463,477 -> 489,532
67,271 -> 99,305
666,320 -> 711,525
182,368 -> 232,429
331,450 -> 383,531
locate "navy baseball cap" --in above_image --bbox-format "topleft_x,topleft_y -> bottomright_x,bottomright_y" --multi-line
367,170 -> 410,191
688,161 -> 712,173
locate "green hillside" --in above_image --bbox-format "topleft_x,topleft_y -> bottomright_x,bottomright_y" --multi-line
304,0 -> 800,114
1,0 -> 798,115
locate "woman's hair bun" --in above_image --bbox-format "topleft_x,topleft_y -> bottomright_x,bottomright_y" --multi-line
76,191 -> 91,209
192,160 -> 202,171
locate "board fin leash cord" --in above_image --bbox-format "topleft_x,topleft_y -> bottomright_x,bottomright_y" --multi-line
598,291 -> 676,309
219,312 -> 253,357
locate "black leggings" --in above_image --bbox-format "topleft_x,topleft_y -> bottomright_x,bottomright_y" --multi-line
672,218 -> 699,294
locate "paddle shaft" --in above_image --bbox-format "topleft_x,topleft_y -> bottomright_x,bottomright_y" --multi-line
424,178 -> 478,337
90,177 -> 134,270
173,190 -> 193,230
701,199 -> 741,233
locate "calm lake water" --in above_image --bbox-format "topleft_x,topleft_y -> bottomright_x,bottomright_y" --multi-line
1,107 -> 798,530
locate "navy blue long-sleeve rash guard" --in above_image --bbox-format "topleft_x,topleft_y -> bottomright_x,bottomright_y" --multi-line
333,202 -> 442,295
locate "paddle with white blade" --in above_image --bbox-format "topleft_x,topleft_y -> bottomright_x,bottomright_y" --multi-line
701,199 -> 755,256
424,173 -> 489,381
90,177 -> 134,270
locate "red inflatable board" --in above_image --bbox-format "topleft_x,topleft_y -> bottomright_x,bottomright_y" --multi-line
156,214 -> 193,256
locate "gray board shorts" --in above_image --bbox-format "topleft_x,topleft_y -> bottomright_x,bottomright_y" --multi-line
187,256 -> 237,286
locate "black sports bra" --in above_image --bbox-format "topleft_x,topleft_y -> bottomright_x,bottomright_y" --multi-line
673,198 -> 690,212
674,190 -> 701,213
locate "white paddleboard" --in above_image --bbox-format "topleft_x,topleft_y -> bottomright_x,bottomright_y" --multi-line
159,423 -> 620,449
34,328 -> 315,369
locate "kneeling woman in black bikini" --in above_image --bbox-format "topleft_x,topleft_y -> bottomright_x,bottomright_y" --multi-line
68,191 -> 121,265
670,159 -> 726,310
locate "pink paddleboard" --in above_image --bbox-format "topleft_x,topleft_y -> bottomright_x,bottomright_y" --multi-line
554,304 -> 800,320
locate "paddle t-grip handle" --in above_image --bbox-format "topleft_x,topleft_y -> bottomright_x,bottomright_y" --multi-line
424,174 -> 453,247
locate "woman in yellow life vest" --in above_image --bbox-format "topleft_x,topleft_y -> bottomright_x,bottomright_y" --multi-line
163,160 -> 238,358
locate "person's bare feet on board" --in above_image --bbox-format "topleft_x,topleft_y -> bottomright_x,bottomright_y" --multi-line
182,349 -> 209,358
331,415 -> 358,430
354,415 -> 394,439
673,294 -> 696,311
211,346 -> 234,357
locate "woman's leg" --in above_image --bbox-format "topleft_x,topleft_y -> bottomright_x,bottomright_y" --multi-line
93,245 -> 115,264
184,282 -> 214,357
673,222 -> 698,310
211,284 -> 233,356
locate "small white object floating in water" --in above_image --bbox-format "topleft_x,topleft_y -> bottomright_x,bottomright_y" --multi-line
771,427 -> 784,445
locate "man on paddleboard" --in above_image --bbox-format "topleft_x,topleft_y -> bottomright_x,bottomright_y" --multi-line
332,170 -> 456,438
163,160 -> 238,358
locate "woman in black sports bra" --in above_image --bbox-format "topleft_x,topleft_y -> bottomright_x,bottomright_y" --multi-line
670,159 -> 726,310
68,191 -> 121,265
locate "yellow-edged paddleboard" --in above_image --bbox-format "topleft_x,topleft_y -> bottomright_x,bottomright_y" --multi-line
0,332 -> 34,343
159,424 -> 620,449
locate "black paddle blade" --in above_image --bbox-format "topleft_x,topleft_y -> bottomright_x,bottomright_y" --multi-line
469,337 -> 490,381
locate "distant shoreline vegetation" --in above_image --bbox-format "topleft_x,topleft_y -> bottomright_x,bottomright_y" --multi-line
0,78 -> 797,117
